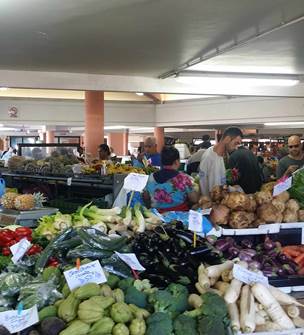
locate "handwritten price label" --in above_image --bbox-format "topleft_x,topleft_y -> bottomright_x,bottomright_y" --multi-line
10,238 -> 31,264
273,176 -> 292,196
188,210 -> 203,232
64,260 -> 107,290
123,173 -> 149,192
233,264 -> 268,286
115,252 -> 145,271
0,305 -> 39,333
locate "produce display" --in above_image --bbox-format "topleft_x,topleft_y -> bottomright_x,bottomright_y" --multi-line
193,261 -> 304,333
204,185 -> 303,228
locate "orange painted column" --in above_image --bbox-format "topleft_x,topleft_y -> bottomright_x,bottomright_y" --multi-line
123,130 -> 129,155
154,127 -> 165,152
46,130 -> 55,143
85,91 -> 104,157
108,132 -> 126,156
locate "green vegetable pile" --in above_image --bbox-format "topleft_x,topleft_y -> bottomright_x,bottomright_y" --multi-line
289,169 -> 304,208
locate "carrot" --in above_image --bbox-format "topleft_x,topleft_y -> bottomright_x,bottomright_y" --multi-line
294,253 -> 304,265
283,246 -> 304,252
283,249 -> 301,258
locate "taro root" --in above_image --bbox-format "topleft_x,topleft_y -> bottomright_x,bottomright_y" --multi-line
209,204 -> 230,226
255,191 -> 273,206
286,199 -> 300,212
283,209 -> 299,223
229,211 -> 255,229
257,203 -> 282,223
210,185 -> 228,203
271,198 -> 286,213
247,195 -> 257,213
222,192 -> 250,211
198,195 -> 212,209
274,191 -> 290,203
299,209 -> 304,222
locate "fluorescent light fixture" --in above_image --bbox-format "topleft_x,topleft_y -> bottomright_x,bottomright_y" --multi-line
264,122 -> 304,126
176,71 -> 300,87
0,87 -> 8,91
136,92 -> 144,96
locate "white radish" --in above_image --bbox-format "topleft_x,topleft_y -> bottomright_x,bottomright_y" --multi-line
205,260 -> 234,278
195,282 -> 207,295
240,285 -> 256,333
251,283 -> 295,330
228,303 -> 240,332
255,312 -> 266,326
214,281 -> 230,294
293,316 -> 304,328
224,279 -> 243,304
255,322 -> 282,332
188,294 -> 202,309
284,305 -> 300,318
221,269 -> 233,283
209,276 -> 220,286
269,285 -> 304,307
198,264 -> 210,289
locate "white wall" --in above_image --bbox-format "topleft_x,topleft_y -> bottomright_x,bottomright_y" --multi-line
0,99 -> 155,127
155,97 -> 304,126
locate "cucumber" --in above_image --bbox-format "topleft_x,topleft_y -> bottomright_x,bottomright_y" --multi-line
39,305 -> 57,321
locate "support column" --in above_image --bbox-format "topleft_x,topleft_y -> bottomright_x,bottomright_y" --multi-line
108,130 -> 128,156
85,91 -> 104,157
39,131 -> 46,143
154,127 -> 165,152
46,130 -> 55,143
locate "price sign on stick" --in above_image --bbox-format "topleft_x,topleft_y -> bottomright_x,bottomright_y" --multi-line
115,252 -> 145,271
64,260 -> 107,290
188,210 -> 203,232
123,173 -> 149,192
233,264 -> 268,286
0,305 -> 39,333
273,176 -> 292,196
10,238 -> 31,264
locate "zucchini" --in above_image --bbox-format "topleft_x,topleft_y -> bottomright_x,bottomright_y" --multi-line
66,246 -> 113,260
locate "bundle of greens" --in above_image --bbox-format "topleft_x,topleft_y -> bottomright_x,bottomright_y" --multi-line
289,169 -> 304,208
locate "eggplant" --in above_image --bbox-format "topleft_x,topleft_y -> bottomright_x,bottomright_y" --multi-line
215,239 -> 232,252
282,264 -> 296,275
248,261 -> 262,271
277,268 -> 287,277
264,237 -> 276,250
267,248 -> 280,258
242,249 -> 257,257
190,245 -> 212,256
241,239 -> 253,249
239,250 -> 253,262
228,246 -> 240,258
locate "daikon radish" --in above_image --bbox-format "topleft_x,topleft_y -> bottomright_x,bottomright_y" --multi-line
198,264 -> 210,289
240,285 -> 256,333
255,312 -> 266,326
293,316 -> 304,328
257,309 -> 270,321
188,294 -> 202,309
224,278 -> 243,304
195,282 -> 207,294
214,281 -> 230,294
209,276 -> 219,286
221,269 -> 233,282
205,260 -> 234,278
208,288 -> 223,296
251,283 -> 295,330
228,303 -> 240,332
284,305 -> 300,318
269,285 -> 304,307
255,322 -> 282,332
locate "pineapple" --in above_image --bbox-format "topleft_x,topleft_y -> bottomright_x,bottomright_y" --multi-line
2,192 -> 19,209
14,192 -> 46,211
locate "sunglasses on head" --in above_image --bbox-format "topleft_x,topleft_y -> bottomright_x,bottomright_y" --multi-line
288,144 -> 300,149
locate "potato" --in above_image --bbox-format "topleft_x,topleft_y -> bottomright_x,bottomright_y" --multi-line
229,211 -> 255,229
222,192 -> 250,211
255,191 -> 273,206
247,195 -> 257,212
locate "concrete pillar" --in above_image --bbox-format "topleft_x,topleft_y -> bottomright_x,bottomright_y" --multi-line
108,130 -> 129,155
46,130 -> 55,143
39,131 -> 46,143
85,91 -> 104,157
154,127 -> 165,152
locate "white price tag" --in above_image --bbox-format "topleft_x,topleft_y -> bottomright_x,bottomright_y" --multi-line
201,208 -> 212,216
115,252 -> 145,271
64,260 -> 107,290
0,305 -> 39,333
67,177 -> 72,186
123,173 -> 149,192
273,177 -> 292,196
10,238 -> 31,264
233,264 -> 268,286
188,210 -> 203,232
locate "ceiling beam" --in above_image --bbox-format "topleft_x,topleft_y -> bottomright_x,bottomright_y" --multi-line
144,93 -> 162,104
1,70 -> 304,97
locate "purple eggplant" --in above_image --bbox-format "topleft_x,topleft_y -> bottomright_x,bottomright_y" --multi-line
278,253 -> 289,263
242,249 -> 257,257
277,268 -> 287,277
239,250 -> 253,262
267,248 -> 281,258
241,239 -> 253,249
248,261 -> 262,271
215,239 -> 232,252
282,264 -> 296,275
263,269 -> 277,277
228,246 -> 240,258
264,237 -> 276,250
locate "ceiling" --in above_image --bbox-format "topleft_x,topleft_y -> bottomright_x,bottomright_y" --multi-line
0,0 -> 303,79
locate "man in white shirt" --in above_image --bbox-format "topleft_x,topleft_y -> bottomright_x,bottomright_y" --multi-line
199,127 -> 243,196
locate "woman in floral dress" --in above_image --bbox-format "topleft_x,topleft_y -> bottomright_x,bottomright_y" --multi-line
143,146 -> 198,213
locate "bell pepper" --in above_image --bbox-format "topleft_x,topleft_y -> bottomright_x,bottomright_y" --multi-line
2,247 -> 11,256
15,227 -> 32,238
27,244 -> 43,256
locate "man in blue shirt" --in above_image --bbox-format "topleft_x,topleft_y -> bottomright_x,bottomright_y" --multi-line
133,136 -> 161,167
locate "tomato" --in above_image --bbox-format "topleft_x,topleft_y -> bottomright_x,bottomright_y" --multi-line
2,247 -> 11,256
